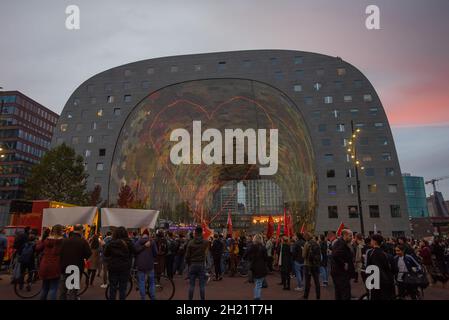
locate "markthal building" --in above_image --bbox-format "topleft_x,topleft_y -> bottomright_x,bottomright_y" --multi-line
52,50 -> 410,236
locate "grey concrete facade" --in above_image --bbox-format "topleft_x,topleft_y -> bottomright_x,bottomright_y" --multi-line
52,50 -> 410,236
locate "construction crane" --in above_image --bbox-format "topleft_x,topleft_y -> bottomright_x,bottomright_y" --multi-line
425,175 -> 449,193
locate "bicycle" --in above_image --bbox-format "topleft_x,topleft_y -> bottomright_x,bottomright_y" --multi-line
14,270 -> 90,299
105,268 -> 175,300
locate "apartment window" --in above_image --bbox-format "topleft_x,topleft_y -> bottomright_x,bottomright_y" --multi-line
342,138 -> 349,147
107,122 -> 114,129
331,110 -> 340,118
350,108 -> 359,116
326,169 -> 336,178
60,124 -> 68,132
274,71 -> 283,80
81,110 -> 89,118
270,57 -> 278,65
348,184 -> 356,194
364,94 -> 373,102
141,81 -> 150,89
90,97 -> 97,104
386,168 -> 395,177
124,95 -> 132,103
71,137 -> 79,145
390,205 -> 401,218
124,69 -> 132,77
295,70 -> 304,79
170,66 -> 178,73
362,155 -> 372,162
337,68 -> 346,76
114,108 -> 121,116
337,124 -> 345,132
312,111 -> 321,119
359,137 -> 369,146
324,96 -> 333,104
194,64 -> 202,72
355,123 -> 365,128
73,98 -> 80,106
346,168 -> 355,178
294,56 -> 304,64
344,95 -> 353,103
107,96 -> 114,103
123,82 -> 131,90
378,137 -> 388,146
374,122 -> 385,129
369,107 -> 378,115
304,97 -> 313,105
324,153 -> 334,163
334,81 -> 343,89
365,168 -> 375,177
321,138 -> 331,146
96,163 -> 104,171
388,184 -> 398,193
147,67 -> 154,75
328,206 -> 338,219
84,149 -> 91,157
328,185 -> 337,195
92,122 -> 97,130
354,80 -> 363,88
76,123 -> 83,131
104,83 -> 112,92
242,60 -> 252,68
87,136 -> 94,143
97,109 -> 103,117
293,84 -> 302,92
369,205 -> 380,218
99,148 -> 106,157
368,184 -> 377,193
348,206 -> 359,218
318,124 -> 327,132
382,153 -> 392,161
316,69 -> 324,76
313,83 -> 322,91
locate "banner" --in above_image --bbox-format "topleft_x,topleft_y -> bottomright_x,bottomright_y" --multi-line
42,207 -> 97,227
101,208 -> 159,229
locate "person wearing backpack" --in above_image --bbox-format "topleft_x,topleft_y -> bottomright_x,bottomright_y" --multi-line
292,233 -> 305,291
17,234 -> 37,290
174,234 -> 186,275
302,232 -> 321,299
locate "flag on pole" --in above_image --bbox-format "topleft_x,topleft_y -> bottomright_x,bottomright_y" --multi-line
336,222 -> 345,237
201,221 -> 213,240
226,210 -> 233,237
288,212 -> 294,237
276,220 -> 282,245
267,215 -> 274,239
283,207 -> 287,236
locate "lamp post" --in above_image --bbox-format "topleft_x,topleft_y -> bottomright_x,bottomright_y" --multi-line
347,120 -> 365,236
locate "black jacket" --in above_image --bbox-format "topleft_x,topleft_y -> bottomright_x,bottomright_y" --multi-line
60,232 -> 92,273
366,248 -> 395,285
279,243 -> 292,272
185,237 -> 208,265
246,243 -> 268,278
104,238 -> 135,273
292,239 -> 305,263
211,239 -> 224,257
330,238 -> 355,278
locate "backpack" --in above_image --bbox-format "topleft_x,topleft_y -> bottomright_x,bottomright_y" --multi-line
19,242 -> 35,264
168,239 -> 178,255
308,241 -> 321,267
294,242 -> 304,262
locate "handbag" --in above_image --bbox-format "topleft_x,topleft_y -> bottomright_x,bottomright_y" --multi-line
403,270 -> 429,289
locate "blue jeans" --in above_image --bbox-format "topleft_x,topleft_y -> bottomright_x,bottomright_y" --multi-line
254,277 -> 265,299
188,264 -> 206,300
40,278 -> 59,300
320,266 -> 329,284
293,261 -> 304,288
137,270 -> 156,300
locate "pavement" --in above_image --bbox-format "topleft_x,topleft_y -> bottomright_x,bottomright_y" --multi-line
1,270 -> 449,300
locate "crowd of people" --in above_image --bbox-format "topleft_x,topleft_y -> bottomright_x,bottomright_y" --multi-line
2,224 -> 449,300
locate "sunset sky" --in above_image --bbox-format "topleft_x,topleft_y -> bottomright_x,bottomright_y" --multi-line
1,0 -> 448,197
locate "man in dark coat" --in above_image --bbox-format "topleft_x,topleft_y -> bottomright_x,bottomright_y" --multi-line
211,233 -> 224,281
246,234 -> 268,300
278,235 -> 292,290
331,229 -> 355,300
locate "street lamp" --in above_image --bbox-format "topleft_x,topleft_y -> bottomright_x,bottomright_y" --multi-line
346,120 -> 365,236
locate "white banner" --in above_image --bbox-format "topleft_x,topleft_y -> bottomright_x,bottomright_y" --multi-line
101,208 -> 159,229
42,207 -> 97,227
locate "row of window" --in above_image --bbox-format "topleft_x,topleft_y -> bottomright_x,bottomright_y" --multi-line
321,137 -> 388,147
0,177 -> 25,187
318,122 -> 384,133
312,108 -> 380,120
1,152 -> 40,164
73,96 -> 131,106
327,205 -> 402,219
0,164 -> 31,176
1,105 -> 57,130
15,141 -> 45,158
18,130 -> 52,149
0,95 -> 58,124
325,165 -> 393,179
327,183 -> 399,195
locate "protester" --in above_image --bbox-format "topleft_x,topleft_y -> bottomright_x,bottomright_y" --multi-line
35,224 -> 64,300
319,235 -> 329,287
185,226 -> 209,300
331,229 -> 355,300
302,232 -> 321,300
229,237 -> 239,277
265,235 -> 274,272
365,234 -> 396,300
353,233 -> 365,283
87,234 -> 101,286
103,226 -> 135,300
155,230 -> 168,279
278,235 -> 292,290
134,233 -> 158,300
394,244 -> 422,299
292,233 -> 305,291
99,231 -> 112,288
166,232 -> 177,279
17,233 -> 37,290
59,224 -> 92,300
174,234 -> 186,275
246,234 -> 268,300
211,233 -> 224,281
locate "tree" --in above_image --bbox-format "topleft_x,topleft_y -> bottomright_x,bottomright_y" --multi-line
117,184 -> 134,208
24,143 -> 88,205
88,184 -> 103,207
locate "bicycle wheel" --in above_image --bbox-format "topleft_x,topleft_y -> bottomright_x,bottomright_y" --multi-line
14,271 -> 42,299
77,272 -> 90,296
105,277 -> 133,300
153,276 -> 175,300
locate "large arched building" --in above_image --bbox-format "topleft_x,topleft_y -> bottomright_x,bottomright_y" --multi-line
52,50 -> 410,236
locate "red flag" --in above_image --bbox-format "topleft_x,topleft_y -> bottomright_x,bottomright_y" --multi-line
226,210 -> 233,237
336,222 -> 345,237
283,207 -> 287,236
288,213 -> 294,237
300,223 -> 305,234
276,220 -> 281,245
201,221 -> 213,240
267,215 -> 274,239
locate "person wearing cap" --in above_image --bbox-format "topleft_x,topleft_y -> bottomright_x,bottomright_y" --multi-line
185,226 -> 209,300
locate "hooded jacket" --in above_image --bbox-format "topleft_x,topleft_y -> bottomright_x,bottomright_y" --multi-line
134,237 -> 158,272
185,236 -> 208,265
36,238 -> 64,280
